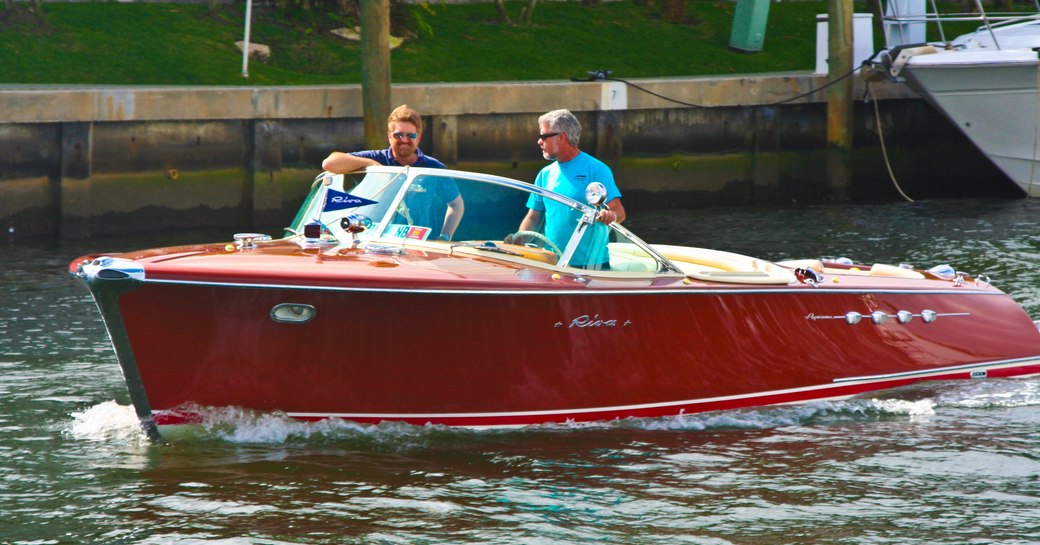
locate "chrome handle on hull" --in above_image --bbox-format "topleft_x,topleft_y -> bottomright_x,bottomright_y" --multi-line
270,303 -> 317,324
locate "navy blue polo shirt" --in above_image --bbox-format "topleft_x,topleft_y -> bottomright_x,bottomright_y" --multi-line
350,147 -> 446,169
351,147 -> 457,239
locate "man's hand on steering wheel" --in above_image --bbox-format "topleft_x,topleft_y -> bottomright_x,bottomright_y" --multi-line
504,232 -> 528,245
506,230 -> 562,256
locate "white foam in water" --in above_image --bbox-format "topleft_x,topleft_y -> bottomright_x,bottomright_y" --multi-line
135,535 -> 298,545
69,400 -> 147,442
193,405 -> 412,444
147,494 -> 277,516
68,381 -> 1037,445
621,397 -> 941,432
195,398 -> 942,439
867,398 -> 937,418
937,378 -> 1040,408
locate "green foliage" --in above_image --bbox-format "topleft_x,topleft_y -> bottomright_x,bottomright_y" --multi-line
0,0 -> 1011,86
409,4 -> 435,40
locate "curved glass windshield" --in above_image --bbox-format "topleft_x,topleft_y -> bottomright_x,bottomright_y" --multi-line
289,167 -> 679,275
377,173 -> 471,241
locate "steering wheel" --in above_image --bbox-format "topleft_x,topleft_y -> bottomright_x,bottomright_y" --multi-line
512,230 -> 562,257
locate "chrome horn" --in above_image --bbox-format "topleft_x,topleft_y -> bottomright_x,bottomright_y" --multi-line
341,214 -> 373,245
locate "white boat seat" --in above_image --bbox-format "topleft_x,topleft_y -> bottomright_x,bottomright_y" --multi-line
649,244 -> 796,285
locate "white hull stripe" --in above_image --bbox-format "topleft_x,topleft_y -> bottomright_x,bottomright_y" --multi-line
833,356 -> 1040,383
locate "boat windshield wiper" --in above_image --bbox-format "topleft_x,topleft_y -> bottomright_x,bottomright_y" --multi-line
451,241 -> 522,256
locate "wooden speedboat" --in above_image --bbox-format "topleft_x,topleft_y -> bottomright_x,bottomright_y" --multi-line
70,167 -> 1040,439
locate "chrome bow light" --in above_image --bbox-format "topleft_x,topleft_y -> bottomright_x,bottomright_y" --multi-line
342,214 -> 373,233
341,214 -> 373,245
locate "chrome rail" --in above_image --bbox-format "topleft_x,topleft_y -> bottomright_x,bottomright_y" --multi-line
880,0 -> 1040,50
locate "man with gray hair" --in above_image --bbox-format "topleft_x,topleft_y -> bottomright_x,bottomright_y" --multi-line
507,109 -> 626,269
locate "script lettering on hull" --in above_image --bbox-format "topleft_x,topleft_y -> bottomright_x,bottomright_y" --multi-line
555,314 -> 634,328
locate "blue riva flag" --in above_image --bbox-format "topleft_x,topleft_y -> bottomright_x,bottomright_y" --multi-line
323,189 -> 378,212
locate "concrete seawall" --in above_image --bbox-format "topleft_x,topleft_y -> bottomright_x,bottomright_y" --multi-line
0,74 -> 1018,239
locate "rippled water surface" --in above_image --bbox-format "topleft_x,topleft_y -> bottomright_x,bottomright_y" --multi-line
3,199 -> 1040,544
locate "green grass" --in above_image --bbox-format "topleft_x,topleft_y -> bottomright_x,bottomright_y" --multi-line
0,0 -> 1012,85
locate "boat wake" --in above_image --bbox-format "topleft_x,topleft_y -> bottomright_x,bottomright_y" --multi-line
68,400 -> 150,444
67,379 -> 1040,445
934,377 -> 1040,408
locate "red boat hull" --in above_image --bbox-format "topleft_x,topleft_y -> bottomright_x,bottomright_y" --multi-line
105,278 -> 1040,428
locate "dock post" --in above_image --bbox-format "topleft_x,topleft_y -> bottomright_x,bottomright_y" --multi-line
360,0 -> 391,148
59,122 -> 93,238
431,115 -> 458,168
826,0 -> 853,200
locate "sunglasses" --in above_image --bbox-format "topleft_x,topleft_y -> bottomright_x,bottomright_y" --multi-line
391,131 -> 418,141
538,132 -> 560,140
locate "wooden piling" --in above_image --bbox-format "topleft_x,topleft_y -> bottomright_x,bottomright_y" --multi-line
360,0 -> 391,148
826,0 -> 854,201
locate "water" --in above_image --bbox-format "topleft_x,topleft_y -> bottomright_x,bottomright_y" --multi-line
3,198 -> 1040,544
